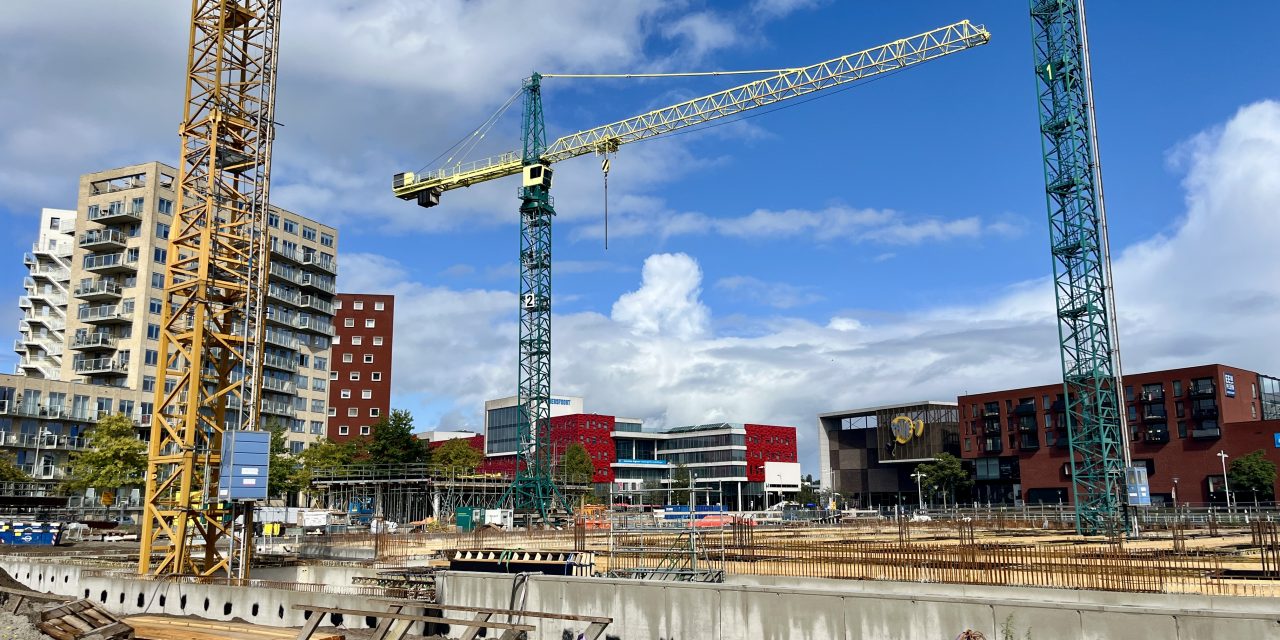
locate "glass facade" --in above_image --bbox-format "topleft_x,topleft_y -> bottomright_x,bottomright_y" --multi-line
486,405 -> 521,454
1261,374 -> 1280,420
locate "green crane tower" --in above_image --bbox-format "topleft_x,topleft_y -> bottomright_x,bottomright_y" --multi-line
1030,0 -> 1129,535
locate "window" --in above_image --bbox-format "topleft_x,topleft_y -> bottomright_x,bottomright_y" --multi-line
342,353 -> 353,363
153,248 -> 167,265
332,336 -> 340,345
373,336 -> 384,346
49,217 -> 59,229
302,226 -> 316,241
296,375 -> 308,389
320,233 -> 334,247
268,212 -> 280,228
340,389 -> 351,399
314,356 -> 327,370
353,301 -> 364,310
1173,380 -> 1183,397
344,318 -> 355,327
371,372 -> 382,382
157,198 -> 173,214
365,318 -> 375,328
310,421 -> 324,434
361,389 -> 372,400
338,425 -> 349,436
151,272 -> 165,288
298,354 -> 309,368
369,408 -> 381,418
328,408 -> 336,417
329,371 -> 337,380
359,426 -> 371,436
156,222 -> 170,239
130,197 -> 145,214
1124,385 -> 1134,401
290,441 -> 304,454
348,408 -> 358,417
350,372 -> 360,381
363,354 -> 374,364
333,300 -> 342,310
374,301 -> 385,311
144,350 -> 158,366
151,297 -> 164,314
289,420 -> 303,433
283,219 -> 298,234
312,378 -> 326,392
311,399 -> 324,413
352,336 -> 363,345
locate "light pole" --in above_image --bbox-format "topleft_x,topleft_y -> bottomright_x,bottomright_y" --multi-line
1171,476 -> 1179,509
1217,450 -> 1232,510
911,470 -> 927,511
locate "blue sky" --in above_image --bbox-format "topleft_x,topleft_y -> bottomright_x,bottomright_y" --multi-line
2,1 -> 1279,473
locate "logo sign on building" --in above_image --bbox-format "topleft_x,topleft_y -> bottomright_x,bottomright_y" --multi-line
1274,433 -> 1280,448
889,415 -> 925,444
1125,466 -> 1151,507
617,459 -> 668,465
1224,372 -> 1236,398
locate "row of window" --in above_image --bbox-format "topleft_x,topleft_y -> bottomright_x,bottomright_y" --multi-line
341,318 -> 378,328
329,369 -> 383,381
336,425 -> 371,437
267,212 -> 334,247
335,300 -> 386,312
329,406 -> 381,419
335,335 -> 384,346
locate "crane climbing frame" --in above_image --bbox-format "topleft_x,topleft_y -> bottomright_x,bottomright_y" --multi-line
393,20 -> 991,520
139,0 -> 281,576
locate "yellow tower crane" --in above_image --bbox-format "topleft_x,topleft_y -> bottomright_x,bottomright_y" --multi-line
392,20 -> 991,519
139,0 -> 282,577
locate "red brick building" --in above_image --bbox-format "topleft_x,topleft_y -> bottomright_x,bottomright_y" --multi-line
327,293 -> 394,440
957,364 -> 1280,506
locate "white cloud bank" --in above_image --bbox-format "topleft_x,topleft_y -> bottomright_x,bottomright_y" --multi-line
374,100 -> 1280,472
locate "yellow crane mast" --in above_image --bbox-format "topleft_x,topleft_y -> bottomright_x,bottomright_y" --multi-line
139,0 -> 282,577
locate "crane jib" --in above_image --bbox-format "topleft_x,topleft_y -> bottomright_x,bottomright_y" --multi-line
391,19 -> 990,205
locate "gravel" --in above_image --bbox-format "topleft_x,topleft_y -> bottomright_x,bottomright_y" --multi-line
0,611 -> 49,640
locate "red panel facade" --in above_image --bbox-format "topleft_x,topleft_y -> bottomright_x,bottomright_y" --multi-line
327,293 -> 394,441
550,413 -> 617,483
957,364 -> 1279,505
745,423 -> 799,482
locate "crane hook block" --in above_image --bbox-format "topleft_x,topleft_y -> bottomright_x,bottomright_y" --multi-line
522,163 -> 553,189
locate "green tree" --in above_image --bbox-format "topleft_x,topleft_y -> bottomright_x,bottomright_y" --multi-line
1229,450 -> 1277,503
434,438 -> 483,472
265,422 -> 307,500
65,414 -> 147,504
670,463 -> 692,505
0,451 -> 30,482
366,409 -> 429,465
298,437 -> 359,475
916,453 -> 973,508
562,443 -> 594,484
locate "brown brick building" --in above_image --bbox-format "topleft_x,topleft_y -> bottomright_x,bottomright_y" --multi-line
327,293 -> 394,441
957,364 -> 1280,506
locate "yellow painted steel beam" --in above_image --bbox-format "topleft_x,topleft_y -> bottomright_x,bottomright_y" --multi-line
139,0 -> 280,577
393,19 -> 989,200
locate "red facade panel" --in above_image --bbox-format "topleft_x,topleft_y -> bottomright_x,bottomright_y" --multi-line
327,293 -> 394,441
550,413 -> 617,483
745,423 -> 799,482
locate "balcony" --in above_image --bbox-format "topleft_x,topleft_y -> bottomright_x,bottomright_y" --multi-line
302,252 -> 337,275
0,431 -> 92,452
260,399 -> 296,417
1193,407 -> 1219,420
1144,427 -> 1169,444
298,272 -> 335,295
18,464 -> 67,481
25,315 -> 66,332
18,356 -> 58,378
982,422 -> 1002,436
74,279 -> 124,302
294,315 -> 334,336
262,352 -> 299,372
70,332 -> 117,351
30,266 -> 70,282
261,377 -> 296,394
267,286 -> 301,306
1013,403 -> 1037,415
31,242 -> 73,259
1050,399 -> 1066,413
1139,390 -> 1165,403
83,252 -> 138,275
1189,383 -> 1216,399
263,331 -> 299,350
78,228 -> 127,251
299,294 -> 334,315
981,439 -> 1003,454
79,305 -> 133,325
270,243 -> 302,265
1016,419 -> 1038,433
1191,426 -> 1222,440
982,407 -> 1000,417
86,202 -> 142,225
26,289 -> 67,307
73,357 -> 128,375
1142,407 -> 1168,421
1018,435 -> 1040,451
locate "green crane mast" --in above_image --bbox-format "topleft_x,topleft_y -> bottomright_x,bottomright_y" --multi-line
1030,0 -> 1130,535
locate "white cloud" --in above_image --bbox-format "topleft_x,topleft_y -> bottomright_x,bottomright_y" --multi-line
369,100 -> 1280,473
716,276 -> 823,309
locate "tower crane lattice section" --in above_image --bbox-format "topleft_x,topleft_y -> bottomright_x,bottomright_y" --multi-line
139,0 -> 281,576
392,20 -> 991,521
1030,0 -> 1130,536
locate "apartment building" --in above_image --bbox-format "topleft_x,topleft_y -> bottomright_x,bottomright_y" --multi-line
14,208 -> 77,380
15,161 -> 339,453
327,294 -> 394,441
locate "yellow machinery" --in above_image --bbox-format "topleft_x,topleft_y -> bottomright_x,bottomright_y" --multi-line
139,0 -> 282,577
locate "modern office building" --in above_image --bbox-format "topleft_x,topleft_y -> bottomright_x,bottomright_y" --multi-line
817,401 -> 961,508
327,293 -> 395,441
13,162 -> 339,453
482,395 -> 584,456
14,209 -> 78,380
957,364 -> 1280,506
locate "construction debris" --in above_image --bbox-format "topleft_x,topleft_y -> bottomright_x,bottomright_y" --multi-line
38,599 -> 134,640
125,616 -> 343,640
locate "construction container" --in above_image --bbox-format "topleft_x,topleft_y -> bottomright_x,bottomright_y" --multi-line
456,506 -> 475,531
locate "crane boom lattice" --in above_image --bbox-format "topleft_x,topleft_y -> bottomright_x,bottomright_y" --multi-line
1031,0 -> 1128,536
139,0 -> 280,575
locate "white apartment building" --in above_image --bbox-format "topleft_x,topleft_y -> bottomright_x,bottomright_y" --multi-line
12,162 -> 339,453
14,208 -> 77,380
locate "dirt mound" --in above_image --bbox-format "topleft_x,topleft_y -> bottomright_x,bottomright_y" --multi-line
0,566 -> 31,592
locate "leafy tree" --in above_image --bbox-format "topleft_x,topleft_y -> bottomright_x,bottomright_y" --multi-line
65,413 -> 147,504
265,422 -> 307,500
916,453 -> 973,508
1229,450 -> 1277,503
562,443 -> 594,484
298,437 -> 359,474
796,476 -> 818,507
366,409 -> 429,465
434,438 -> 483,471
670,463 -> 692,505
0,451 -> 29,482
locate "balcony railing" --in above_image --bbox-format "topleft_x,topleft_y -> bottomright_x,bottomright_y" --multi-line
74,279 -> 124,299
30,266 -> 70,281
73,357 -> 128,375
1144,428 -> 1169,444
0,431 -> 92,451
79,305 -> 133,324
71,332 -> 117,350
1142,408 -> 1168,421
298,272 -> 336,294
86,203 -> 142,224
263,331 -> 299,350
267,286 -> 301,306
1189,383 -> 1216,398
261,377 -> 296,394
302,252 -> 337,275
295,315 -> 334,336
26,290 -> 67,307
82,252 -> 139,273
299,294 -> 334,315
260,399 -> 296,417
1193,407 -> 1220,419
1191,426 -> 1222,440
25,315 -> 66,332
981,439 -> 1003,454
31,242 -> 73,259
1139,390 -> 1165,403
78,228 -> 127,249
262,352 -> 299,372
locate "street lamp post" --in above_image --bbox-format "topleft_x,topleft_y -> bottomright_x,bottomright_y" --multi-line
911,470 -> 927,511
1171,477 -> 1179,509
1217,450 -> 1232,510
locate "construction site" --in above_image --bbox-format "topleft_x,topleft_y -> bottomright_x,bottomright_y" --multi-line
2,0 -> 1279,639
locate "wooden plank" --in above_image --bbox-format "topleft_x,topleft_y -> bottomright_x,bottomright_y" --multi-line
126,615 -> 341,640
0,585 -> 73,600
369,597 -> 614,623
291,604 -> 534,632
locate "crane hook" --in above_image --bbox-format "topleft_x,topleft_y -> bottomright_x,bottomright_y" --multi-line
600,155 -> 612,250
